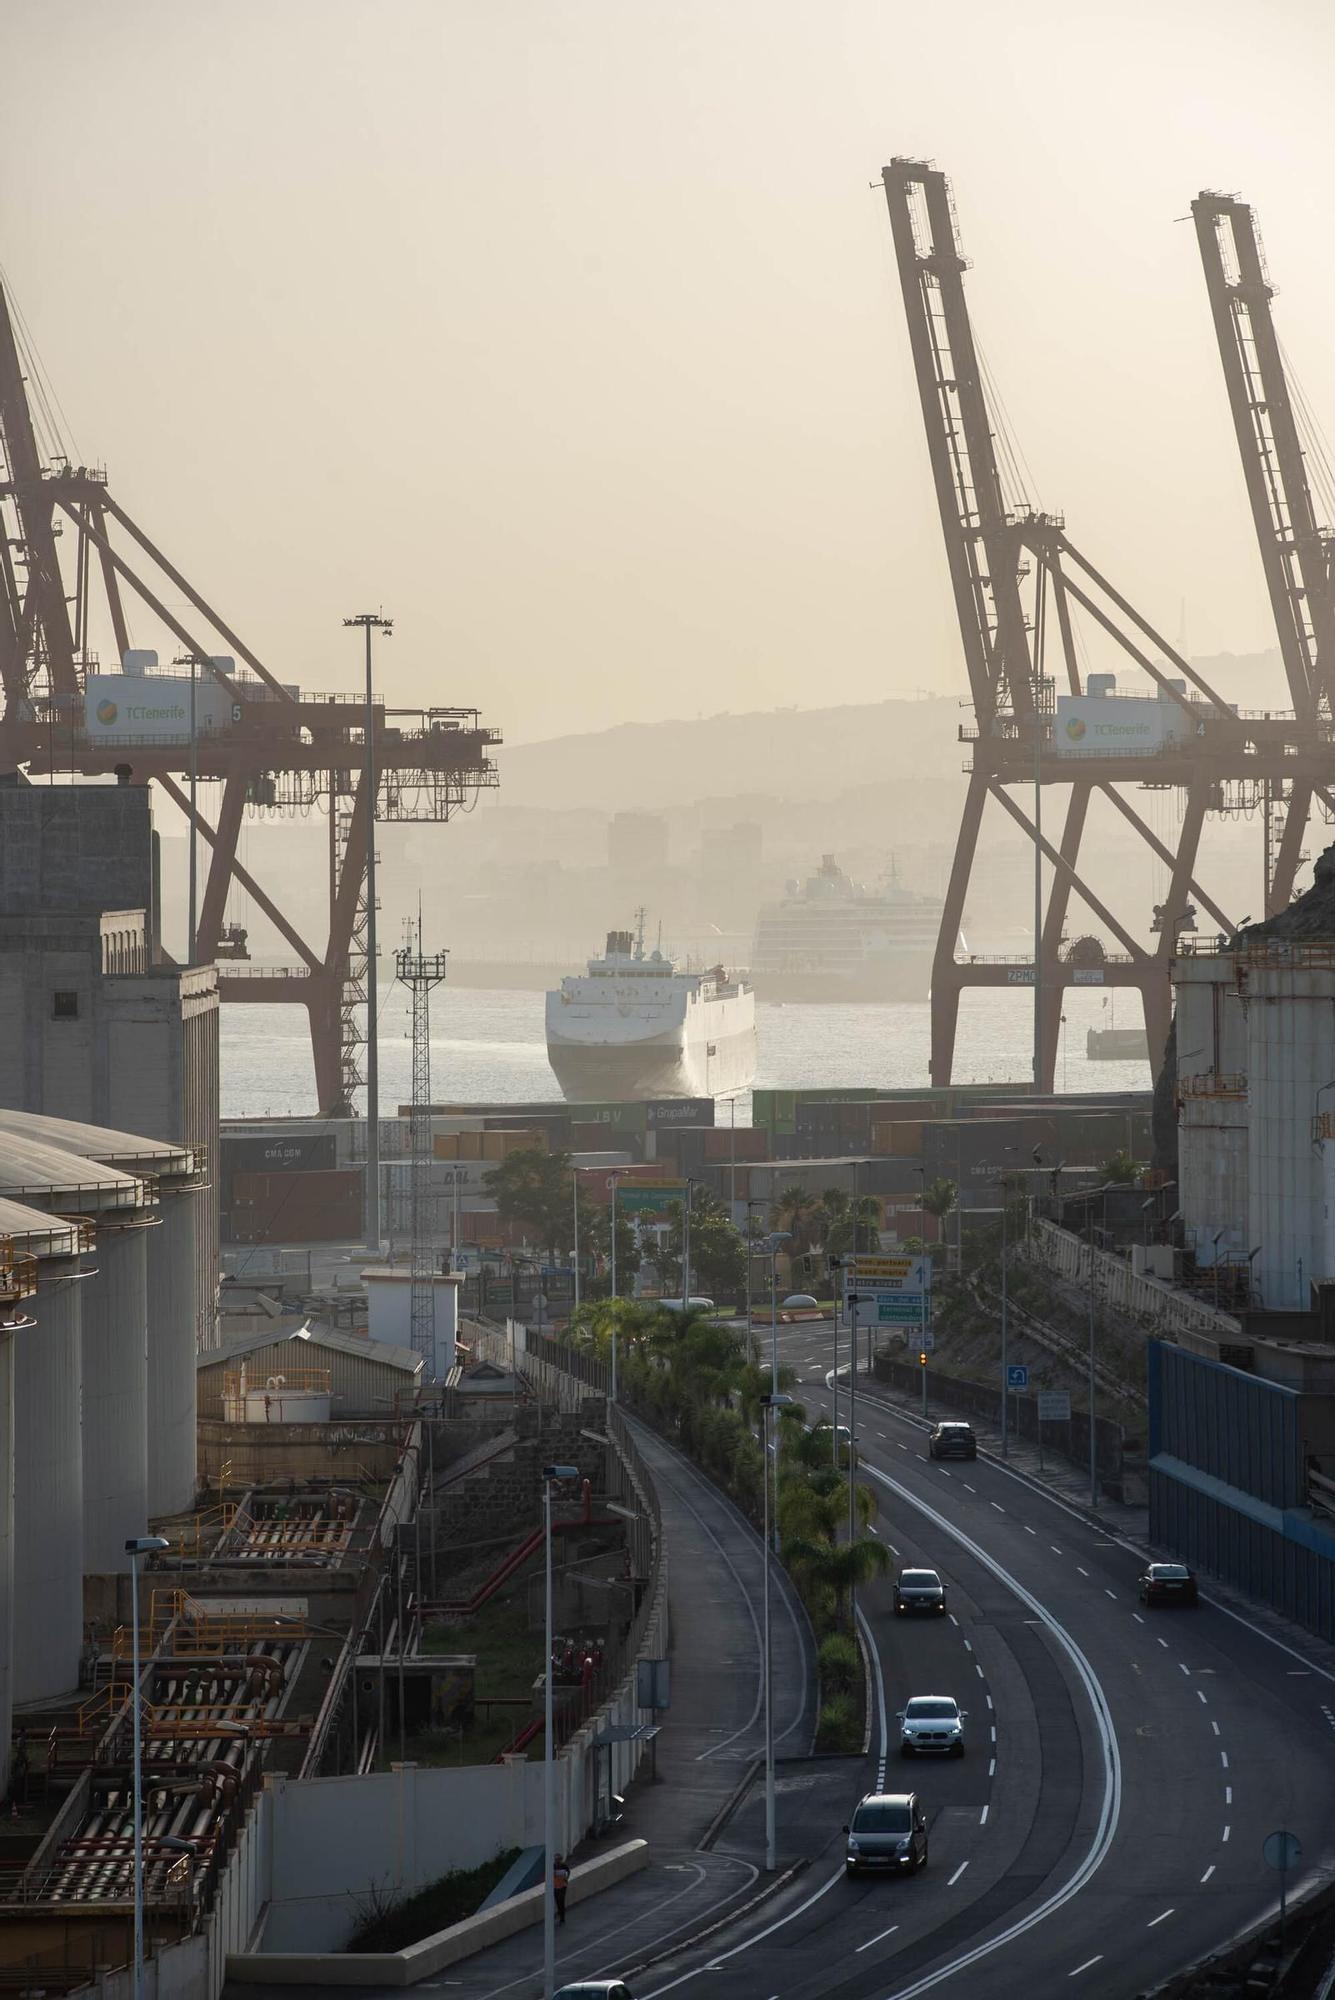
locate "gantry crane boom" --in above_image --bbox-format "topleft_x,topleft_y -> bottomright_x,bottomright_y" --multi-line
1193,194 -> 1335,725
881,159 -> 1036,728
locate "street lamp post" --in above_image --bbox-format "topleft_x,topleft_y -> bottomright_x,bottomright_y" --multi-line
542,1465 -> 579,2000
572,1171 -> 581,1316
126,1534 -> 170,2000
828,1254 -> 842,1464
682,1177 -> 694,1311
607,1170 -> 627,1400
759,1392 -> 793,1871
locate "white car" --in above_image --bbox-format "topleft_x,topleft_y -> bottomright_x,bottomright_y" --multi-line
898,1694 -> 966,1757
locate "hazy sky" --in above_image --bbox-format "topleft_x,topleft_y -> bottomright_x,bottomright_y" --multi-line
4,0 -> 1332,743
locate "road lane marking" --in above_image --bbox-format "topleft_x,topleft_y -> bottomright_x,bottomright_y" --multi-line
1024,1524 -> 1036,1534
1104,1589 -> 1117,1600
1222,1824 -> 1231,1841
964,1483 -> 976,1492
856,1600 -> 889,1791
1158,1638 -> 1169,1649
992,1501 -> 1006,1513
1051,1545 -> 1063,1554
1211,1720 -> 1220,1736
986,1694 -> 994,1710
1077,1566 -> 1089,1576
1201,1864 -> 1215,1882
979,1804 -> 989,1825
856,1924 -> 900,1952
646,1865 -> 844,1994
948,1613 -> 959,1626
1069,1958 -> 1103,1978
988,1756 -> 996,1776
939,1469 -> 952,1478
1132,1613 -> 1144,1625
1197,1690 -> 1208,1704
861,1461 -> 1122,2000
1148,1908 -> 1174,1928
1221,1751 -> 1229,1769
990,1725 -> 996,1742
947,1861 -> 969,1886
1178,1662 -> 1191,1676
976,1663 -> 986,1679
964,1639 -> 973,1652
1225,1786 -> 1232,1805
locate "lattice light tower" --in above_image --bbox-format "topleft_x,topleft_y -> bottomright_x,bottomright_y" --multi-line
0,284 -> 498,1114
880,160 -> 1333,1086
396,927 -> 448,1368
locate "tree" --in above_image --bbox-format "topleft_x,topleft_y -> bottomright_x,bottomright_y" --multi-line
921,1177 -> 957,1228
1099,1149 -> 1141,1186
773,1184 -> 819,1254
815,1188 -> 881,1258
784,1532 -> 890,1627
654,1187 -> 746,1301
483,1148 -> 572,1261
581,1200 -> 641,1298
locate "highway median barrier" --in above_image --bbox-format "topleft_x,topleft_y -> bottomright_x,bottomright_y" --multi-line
225,1837 -> 650,1988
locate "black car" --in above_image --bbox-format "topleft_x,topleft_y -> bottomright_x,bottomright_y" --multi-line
844,1791 -> 929,1875
1138,1562 -> 1199,1608
895,1567 -> 947,1615
929,1422 -> 977,1461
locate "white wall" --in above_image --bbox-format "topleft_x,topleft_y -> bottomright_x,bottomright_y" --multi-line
364,1271 -> 459,1381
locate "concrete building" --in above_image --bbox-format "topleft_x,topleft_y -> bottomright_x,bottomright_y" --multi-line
361,1264 -> 460,1380
197,1323 -> 421,1420
0,780 -> 220,1350
1173,845 -> 1335,1307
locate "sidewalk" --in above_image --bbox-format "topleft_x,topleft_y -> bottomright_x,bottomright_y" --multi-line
228,1420 -> 823,2000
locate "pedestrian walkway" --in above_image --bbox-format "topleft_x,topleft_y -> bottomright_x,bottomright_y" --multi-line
226,1419 -> 821,1999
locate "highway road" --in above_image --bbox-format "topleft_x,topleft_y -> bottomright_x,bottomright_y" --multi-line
637,1317 -> 1335,2000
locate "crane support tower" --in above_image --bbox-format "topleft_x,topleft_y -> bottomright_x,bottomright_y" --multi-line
0,284 -> 498,1115
1193,191 -> 1335,913
396,928 -> 449,1368
880,160 -> 1334,1086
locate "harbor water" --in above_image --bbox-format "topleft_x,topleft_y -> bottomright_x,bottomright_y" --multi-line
219,983 -> 1152,1119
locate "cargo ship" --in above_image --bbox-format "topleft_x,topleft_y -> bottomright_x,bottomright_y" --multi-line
750,855 -> 945,1002
545,919 -> 756,1101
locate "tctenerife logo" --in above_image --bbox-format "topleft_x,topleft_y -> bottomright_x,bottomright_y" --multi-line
96,698 -> 118,726
1065,715 -> 1086,743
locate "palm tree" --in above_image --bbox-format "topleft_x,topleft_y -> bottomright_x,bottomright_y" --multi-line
774,1184 -> 818,1254
784,1532 -> 890,1626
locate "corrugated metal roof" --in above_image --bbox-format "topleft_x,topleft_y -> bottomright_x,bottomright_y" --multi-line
197,1320 -> 422,1377
0,1108 -> 194,1176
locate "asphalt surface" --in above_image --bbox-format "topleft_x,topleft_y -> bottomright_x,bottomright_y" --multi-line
628,1317 -> 1335,2000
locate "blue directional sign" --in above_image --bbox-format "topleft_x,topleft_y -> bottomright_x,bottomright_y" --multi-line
1006,1364 -> 1029,1391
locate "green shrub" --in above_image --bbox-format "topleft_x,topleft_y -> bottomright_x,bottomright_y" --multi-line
818,1631 -> 860,1696
345,1848 -> 522,1952
815,1692 -> 861,1754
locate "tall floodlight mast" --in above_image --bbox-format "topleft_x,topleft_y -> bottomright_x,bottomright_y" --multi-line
396,926 -> 449,1369
1193,193 -> 1335,913
881,159 -> 1244,1083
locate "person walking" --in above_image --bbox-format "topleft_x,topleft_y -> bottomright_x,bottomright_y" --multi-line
552,1853 -> 570,1926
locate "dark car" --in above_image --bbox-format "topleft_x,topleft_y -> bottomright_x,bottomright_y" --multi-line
895,1567 -> 947,1615
1138,1562 -> 1199,1608
929,1421 -> 977,1461
844,1791 -> 928,1875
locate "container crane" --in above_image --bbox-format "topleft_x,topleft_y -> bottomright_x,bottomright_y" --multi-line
0,282 -> 498,1114
1193,191 -> 1335,914
882,159 -> 1244,1084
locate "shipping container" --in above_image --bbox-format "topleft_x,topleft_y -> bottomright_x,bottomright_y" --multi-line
222,1131 -> 336,1177
228,1167 -> 364,1244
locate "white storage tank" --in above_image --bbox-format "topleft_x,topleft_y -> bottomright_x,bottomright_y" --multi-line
221,1362 -> 331,1424
3,1200 -> 91,1712
0,1112 -> 202,1515
1245,959 -> 1335,1308
0,1129 -> 155,1590
0,1201 -> 62,1795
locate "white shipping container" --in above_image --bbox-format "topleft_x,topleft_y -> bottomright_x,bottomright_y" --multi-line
1054,693 -> 1197,758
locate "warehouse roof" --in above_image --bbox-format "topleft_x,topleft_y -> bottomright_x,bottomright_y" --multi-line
198,1321 -> 423,1378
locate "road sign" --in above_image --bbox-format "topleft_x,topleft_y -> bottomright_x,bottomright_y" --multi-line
844,1255 -> 929,1293
1037,1390 -> 1071,1422
1006,1364 -> 1029,1391
1263,1830 -> 1301,1872
903,1328 -> 936,1352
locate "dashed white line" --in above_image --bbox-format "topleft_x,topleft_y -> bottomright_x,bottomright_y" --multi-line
1104,1589 -> 1118,1600
1069,1957 -> 1103,1978
985,1694 -> 994,1710
855,1923 -> 900,1953
1197,1689 -> 1208,1705
1024,1523 -> 1036,1534
1050,1545 -> 1063,1554
1222,1824 -> 1231,1842
963,1482 -> 977,1493
948,1612 -> 959,1626
1148,1908 -> 1175,1928
1076,1566 -> 1090,1577
1157,1637 -> 1169,1649
1178,1662 -> 1191,1677
976,1663 -> 986,1679
963,1638 -> 973,1652
896,1442 -> 908,1452
1132,1613 -> 1144,1625
1225,1786 -> 1232,1805
990,1725 -> 996,1742
992,1501 -> 1006,1513
1201,1864 -> 1215,1883
1221,1751 -> 1229,1769
947,1861 -> 970,1886
979,1803 -> 989,1825
1210,1720 -> 1220,1736
939,1469 -> 953,1478
988,1756 -> 996,1776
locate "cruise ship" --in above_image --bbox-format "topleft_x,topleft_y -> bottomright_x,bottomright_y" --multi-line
750,854 -> 945,1003
545,920 -> 757,1101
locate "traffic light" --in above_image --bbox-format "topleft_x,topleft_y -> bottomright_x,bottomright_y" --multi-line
918,1350 -> 928,1368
